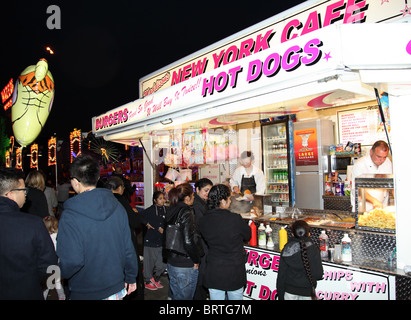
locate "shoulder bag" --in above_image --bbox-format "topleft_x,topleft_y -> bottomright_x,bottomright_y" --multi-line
165,208 -> 187,255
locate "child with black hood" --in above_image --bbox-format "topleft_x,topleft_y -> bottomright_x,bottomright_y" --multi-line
276,220 -> 324,300
140,191 -> 167,290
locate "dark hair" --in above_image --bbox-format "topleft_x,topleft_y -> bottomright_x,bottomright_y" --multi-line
240,150 -> 254,161
291,220 -> 317,300
207,184 -> 231,210
0,168 -> 24,195
372,140 -> 389,152
70,155 -> 101,187
168,183 -> 193,206
194,178 -> 213,191
153,191 -> 164,204
106,176 -> 124,190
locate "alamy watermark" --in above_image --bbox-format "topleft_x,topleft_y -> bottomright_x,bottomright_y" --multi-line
46,5 -> 61,30
46,265 -> 63,289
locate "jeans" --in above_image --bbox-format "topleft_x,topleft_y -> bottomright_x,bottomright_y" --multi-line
209,288 -> 244,300
167,264 -> 198,300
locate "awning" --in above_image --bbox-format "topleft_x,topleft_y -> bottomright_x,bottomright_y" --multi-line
92,23 -> 411,145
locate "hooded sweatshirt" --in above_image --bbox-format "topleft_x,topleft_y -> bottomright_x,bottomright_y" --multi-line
56,188 -> 138,300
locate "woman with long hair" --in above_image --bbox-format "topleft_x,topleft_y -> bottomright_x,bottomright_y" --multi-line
165,183 -> 203,300
199,184 -> 251,300
276,220 -> 324,300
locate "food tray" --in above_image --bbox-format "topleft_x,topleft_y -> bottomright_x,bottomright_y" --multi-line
321,221 -> 355,229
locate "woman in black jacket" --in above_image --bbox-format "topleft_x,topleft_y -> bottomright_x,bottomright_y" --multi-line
276,220 -> 323,300
165,183 -> 203,300
199,184 -> 251,300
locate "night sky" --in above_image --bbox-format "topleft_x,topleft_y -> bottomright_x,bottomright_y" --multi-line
1,0 -> 305,141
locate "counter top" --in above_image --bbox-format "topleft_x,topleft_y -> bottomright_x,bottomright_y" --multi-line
244,243 -> 410,278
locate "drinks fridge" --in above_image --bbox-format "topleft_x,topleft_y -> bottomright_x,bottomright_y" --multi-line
261,116 -> 295,209
293,119 -> 334,209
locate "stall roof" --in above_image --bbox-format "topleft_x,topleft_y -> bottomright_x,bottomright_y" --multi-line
92,23 -> 411,145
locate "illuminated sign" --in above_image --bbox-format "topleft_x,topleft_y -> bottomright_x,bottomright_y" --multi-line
30,144 -> 38,169
5,150 -> 11,168
1,78 -> 14,111
70,129 -> 82,163
48,136 -> 57,166
15,148 -> 22,170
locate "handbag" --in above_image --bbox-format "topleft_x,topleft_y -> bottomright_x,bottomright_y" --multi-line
165,210 -> 187,255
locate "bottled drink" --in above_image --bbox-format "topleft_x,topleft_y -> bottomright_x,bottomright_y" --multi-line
249,220 -> 257,246
266,224 -> 274,248
258,223 -> 266,247
341,233 -> 352,262
319,230 -> 329,259
279,227 -> 288,251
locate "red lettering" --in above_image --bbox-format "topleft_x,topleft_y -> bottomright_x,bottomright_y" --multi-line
212,49 -> 225,69
281,19 -> 302,42
223,45 -> 238,65
323,0 -> 346,26
191,58 -> 208,77
301,11 -> 321,36
344,0 -> 368,23
254,29 -> 274,52
238,38 -> 254,59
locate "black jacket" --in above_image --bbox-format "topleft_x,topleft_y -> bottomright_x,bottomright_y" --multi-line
140,204 -> 166,247
199,208 -> 251,291
21,187 -> 49,218
276,236 -> 324,300
192,193 -> 208,224
0,197 -> 58,299
113,193 -> 143,253
165,202 -> 203,267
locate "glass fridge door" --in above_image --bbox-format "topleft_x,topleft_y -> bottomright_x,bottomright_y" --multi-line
262,121 -> 290,207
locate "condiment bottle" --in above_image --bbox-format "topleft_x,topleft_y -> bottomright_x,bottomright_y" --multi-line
341,233 -> 352,262
319,230 -> 329,259
258,223 -> 266,247
266,224 -> 274,248
249,220 -> 257,246
279,226 -> 288,251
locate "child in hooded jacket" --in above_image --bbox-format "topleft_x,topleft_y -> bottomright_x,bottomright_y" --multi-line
140,191 -> 167,290
276,220 -> 323,300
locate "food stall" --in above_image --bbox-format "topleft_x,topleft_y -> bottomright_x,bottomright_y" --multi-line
92,0 -> 411,299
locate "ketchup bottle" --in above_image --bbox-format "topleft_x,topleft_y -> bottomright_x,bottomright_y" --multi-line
249,220 -> 257,246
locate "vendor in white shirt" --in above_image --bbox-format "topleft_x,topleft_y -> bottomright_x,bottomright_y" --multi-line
230,151 -> 265,198
351,140 -> 392,211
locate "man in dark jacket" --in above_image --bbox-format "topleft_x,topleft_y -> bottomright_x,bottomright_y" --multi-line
0,168 -> 58,300
57,155 -> 138,300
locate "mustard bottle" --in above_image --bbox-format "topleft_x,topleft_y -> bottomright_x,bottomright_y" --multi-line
279,226 -> 288,251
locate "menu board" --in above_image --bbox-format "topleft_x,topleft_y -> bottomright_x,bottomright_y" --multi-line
338,105 -> 391,146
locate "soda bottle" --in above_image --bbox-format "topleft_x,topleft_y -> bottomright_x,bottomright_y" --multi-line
319,230 -> 329,259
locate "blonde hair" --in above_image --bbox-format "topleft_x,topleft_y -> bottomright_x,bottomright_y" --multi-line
25,170 -> 45,191
43,216 -> 59,234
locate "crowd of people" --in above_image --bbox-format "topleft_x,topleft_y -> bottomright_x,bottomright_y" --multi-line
0,154 -> 324,300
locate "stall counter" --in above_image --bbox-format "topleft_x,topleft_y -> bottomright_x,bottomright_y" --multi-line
243,216 -> 411,300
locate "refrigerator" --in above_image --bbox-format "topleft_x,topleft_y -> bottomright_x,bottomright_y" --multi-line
293,119 -> 334,209
261,115 -> 296,209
